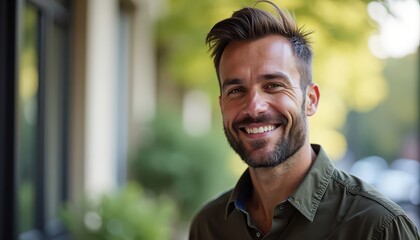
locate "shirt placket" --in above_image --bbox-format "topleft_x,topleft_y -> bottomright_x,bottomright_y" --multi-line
264,201 -> 296,239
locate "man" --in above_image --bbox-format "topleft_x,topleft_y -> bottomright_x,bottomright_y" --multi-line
189,1 -> 420,239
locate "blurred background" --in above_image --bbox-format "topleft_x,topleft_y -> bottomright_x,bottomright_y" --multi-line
0,0 -> 418,239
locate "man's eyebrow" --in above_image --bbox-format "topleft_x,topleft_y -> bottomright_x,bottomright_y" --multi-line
221,78 -> 242,90
221,72 -> 293,90
259,71 -> 293,84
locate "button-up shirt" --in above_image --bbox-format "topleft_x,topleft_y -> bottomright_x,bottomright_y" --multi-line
189,145 -> 420,239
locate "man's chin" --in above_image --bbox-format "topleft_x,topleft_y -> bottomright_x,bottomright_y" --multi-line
243,157 -> 283,169
241,149 -> 282,168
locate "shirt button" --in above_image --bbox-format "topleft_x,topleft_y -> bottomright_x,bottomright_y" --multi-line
256,232 -> 261,238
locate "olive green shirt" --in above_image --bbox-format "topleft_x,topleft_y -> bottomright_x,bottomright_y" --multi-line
189,145 -> 420,239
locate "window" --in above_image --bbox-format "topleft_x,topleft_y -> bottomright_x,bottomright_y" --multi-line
16,0 -> 70,239
17,3 -> 39,234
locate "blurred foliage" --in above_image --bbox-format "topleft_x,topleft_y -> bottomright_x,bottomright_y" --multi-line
61,183 -> 176,240
129,107 -> 236,219
18,181 -> 35,232
344,53 -> 419,161
155,0 -> 387,160
17,3 -> 38,233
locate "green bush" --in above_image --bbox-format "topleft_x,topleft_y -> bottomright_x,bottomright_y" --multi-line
129,108 -> 235,219
61,183 -> 176,240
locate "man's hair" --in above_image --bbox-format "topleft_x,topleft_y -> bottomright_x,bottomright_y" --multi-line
206,0 -> 313,90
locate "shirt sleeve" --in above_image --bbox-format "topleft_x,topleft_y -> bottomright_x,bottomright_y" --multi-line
377,215 -> 420,240
189,219 -> 199,240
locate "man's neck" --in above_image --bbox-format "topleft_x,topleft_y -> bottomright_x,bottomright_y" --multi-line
247,144 -> 317,234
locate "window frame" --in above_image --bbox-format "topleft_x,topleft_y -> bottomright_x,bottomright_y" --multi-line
12,0 -> 71,239
0,0 -> 18,239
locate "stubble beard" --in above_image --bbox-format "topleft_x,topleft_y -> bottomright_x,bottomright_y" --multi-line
224,109 -> 307,168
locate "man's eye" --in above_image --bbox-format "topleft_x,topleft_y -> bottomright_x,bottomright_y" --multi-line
228,88 -> 244,95
265,83 -> 287,91
266,83 -> 282,89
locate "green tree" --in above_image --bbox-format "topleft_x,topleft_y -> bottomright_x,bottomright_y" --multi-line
345,54 -> 418,161
129,108 -> 236,219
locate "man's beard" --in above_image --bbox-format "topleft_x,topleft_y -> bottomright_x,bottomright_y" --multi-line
223,108 -> 307,168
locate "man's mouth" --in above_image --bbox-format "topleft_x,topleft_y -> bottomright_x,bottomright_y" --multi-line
244,125 -> 278,134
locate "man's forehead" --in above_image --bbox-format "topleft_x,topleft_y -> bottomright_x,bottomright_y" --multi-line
220,36 -> 294,66
219,35 -> 299,83
223,35 -> 291,52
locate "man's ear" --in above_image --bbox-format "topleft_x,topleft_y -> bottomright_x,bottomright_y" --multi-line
305,83 -> 320,116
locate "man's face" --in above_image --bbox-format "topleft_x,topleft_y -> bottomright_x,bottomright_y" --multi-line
218,35 -> 314,168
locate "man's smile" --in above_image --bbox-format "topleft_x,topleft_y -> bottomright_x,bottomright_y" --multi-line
243,125 -> 278,135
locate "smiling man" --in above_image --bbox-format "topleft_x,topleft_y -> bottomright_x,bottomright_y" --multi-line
189,1 -> 419,239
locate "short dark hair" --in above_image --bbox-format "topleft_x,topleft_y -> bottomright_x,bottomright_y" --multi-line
206,0 -> 313,90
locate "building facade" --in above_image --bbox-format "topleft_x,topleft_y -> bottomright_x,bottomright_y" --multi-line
0,0 -> 158,238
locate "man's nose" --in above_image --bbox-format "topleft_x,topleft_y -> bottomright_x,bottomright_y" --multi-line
242,90 -> 269,117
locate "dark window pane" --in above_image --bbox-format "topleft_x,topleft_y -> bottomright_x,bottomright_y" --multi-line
53,0 -> 69,7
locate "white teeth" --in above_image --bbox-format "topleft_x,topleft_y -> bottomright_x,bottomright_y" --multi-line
245,125 -> 276,134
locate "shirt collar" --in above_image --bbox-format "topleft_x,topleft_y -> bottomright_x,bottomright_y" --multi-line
225,144 -> 335,222
288,144 -> 335,222
226,169 -> 252,218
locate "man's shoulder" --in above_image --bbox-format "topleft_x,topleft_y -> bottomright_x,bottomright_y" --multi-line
322,168 -> 420,239
331,168 -> 406,217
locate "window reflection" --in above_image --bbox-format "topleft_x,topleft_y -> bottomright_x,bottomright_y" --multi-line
17,3 -> 38,233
